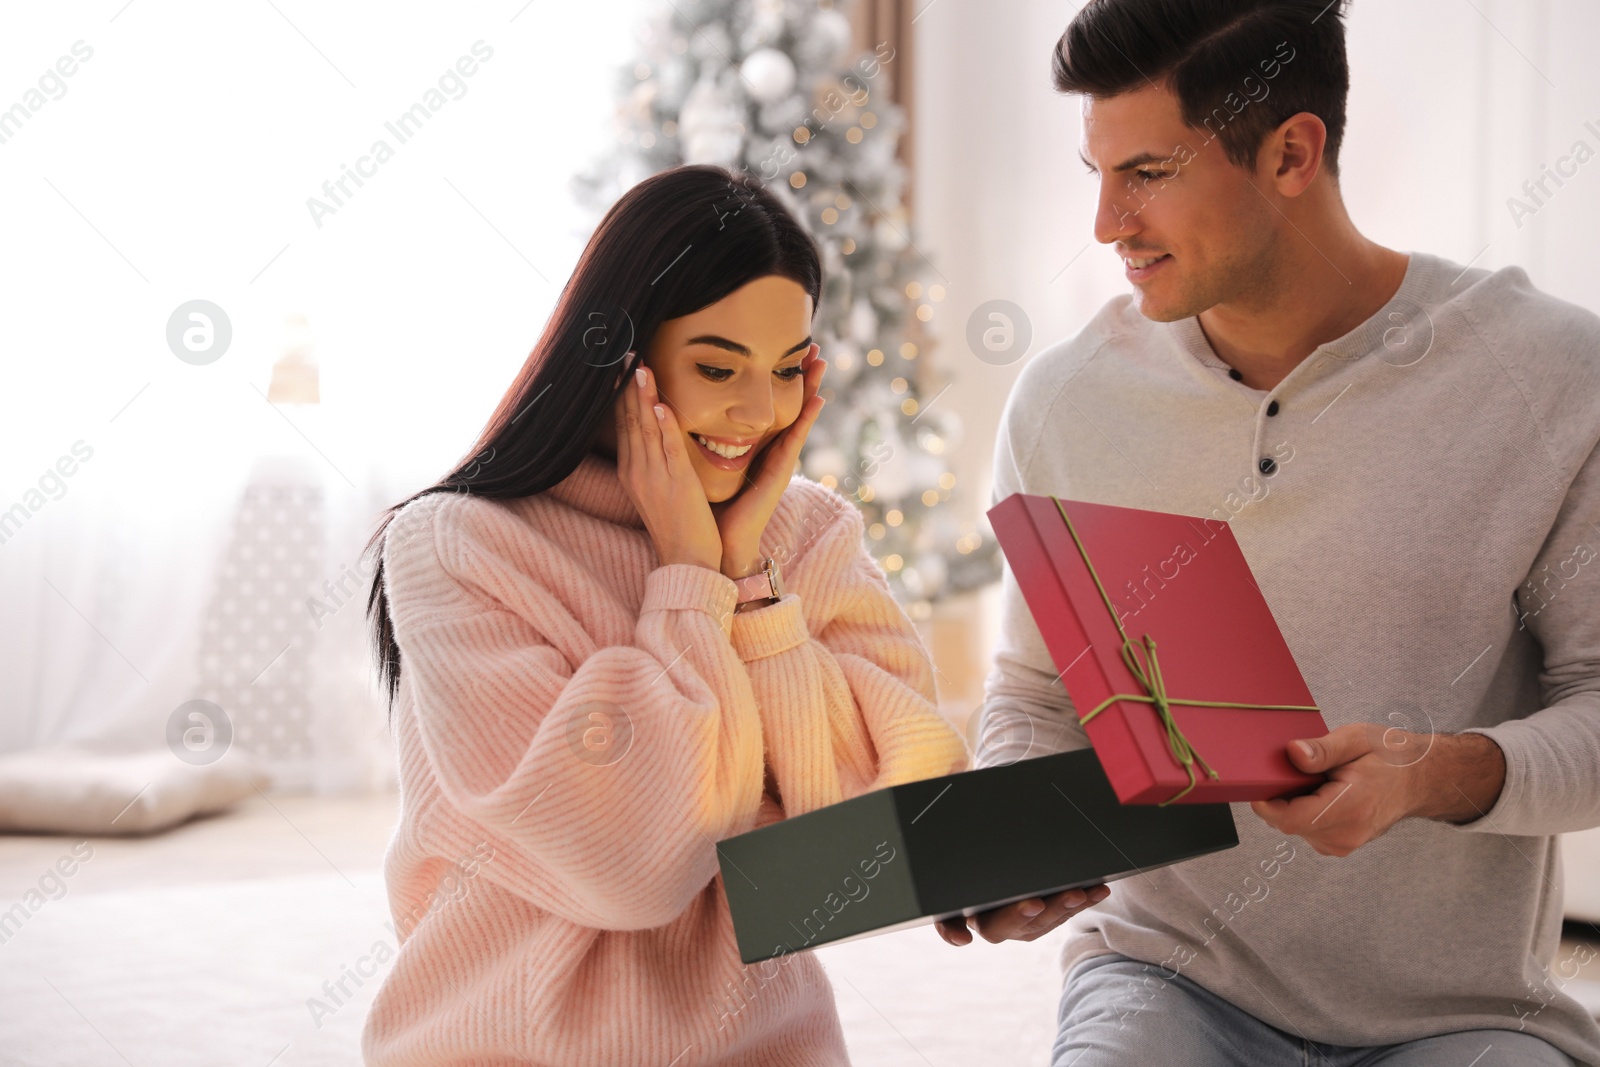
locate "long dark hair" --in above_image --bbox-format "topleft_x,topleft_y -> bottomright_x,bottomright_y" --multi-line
362,164 -> 823,714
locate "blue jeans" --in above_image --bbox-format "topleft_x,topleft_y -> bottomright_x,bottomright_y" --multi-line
1053,953 -> 1577,1066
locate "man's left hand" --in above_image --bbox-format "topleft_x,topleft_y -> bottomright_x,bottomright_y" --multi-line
1249,724 -> 1507,857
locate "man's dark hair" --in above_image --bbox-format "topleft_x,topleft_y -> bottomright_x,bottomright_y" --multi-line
1053,0 -> 1352,179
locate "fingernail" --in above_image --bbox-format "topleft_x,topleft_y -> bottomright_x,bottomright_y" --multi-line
653,404 -> 666,420
1065,890 -> 1086,907
636,367 -> 646,387
1019,900 -> 1044,917
1294,740 -> 1315,759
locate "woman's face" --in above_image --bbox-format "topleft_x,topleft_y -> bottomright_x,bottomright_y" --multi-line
599,274 -> 818,504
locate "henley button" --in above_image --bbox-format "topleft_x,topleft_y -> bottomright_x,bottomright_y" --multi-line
1267,400 -> 1280,416
1259,457 -> 1277,475
1228,368 -> 1243,381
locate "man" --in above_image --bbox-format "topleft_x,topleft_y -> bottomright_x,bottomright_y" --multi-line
937,1 -> 1600,1064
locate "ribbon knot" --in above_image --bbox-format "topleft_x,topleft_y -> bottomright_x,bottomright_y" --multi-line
1104,633 -> 1221,804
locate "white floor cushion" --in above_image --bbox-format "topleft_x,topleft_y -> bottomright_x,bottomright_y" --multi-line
0,745 -> 267,836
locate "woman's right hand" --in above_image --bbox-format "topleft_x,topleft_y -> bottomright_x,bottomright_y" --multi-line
615,353 -> 723,572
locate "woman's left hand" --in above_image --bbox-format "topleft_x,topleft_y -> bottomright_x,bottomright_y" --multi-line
712,346 -> 826,580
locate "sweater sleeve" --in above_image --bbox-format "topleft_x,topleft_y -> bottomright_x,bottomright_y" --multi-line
972,395 -> 1092,770
725,499 -> 969,816
1450,436 -> 1600,837
382,496 -> 765,931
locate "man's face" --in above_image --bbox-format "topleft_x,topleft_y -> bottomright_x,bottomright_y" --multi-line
1080,82 -> 1278,321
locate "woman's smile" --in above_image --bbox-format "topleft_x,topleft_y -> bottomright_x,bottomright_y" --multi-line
690,430 -> 763,471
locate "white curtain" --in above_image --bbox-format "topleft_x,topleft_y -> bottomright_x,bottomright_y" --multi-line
0,0 -> 650,789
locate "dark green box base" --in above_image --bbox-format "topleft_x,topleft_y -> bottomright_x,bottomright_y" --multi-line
717,747 -> 1238,964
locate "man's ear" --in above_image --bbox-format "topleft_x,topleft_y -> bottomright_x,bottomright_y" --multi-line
1263,111 -> 1327,197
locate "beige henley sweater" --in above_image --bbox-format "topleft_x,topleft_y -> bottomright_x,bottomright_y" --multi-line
976,250 -> 1600,1063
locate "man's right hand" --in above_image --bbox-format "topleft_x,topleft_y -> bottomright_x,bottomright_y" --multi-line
935,884 -> 1111,946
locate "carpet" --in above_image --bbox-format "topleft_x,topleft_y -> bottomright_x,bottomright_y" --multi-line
2,870 -> 1595,1066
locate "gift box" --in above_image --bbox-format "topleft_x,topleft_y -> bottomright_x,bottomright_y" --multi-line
988,492 -> 1329,805
717,747 -> 1237,964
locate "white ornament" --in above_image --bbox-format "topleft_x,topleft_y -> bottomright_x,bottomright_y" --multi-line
874,216 -> 908,251
900,565 -> 925,598
679,76 -> 745,167
740,48 -> 796,105
804,445 -> 847,482
849,299 -> 878,345
871,424 -> 912,499
742,0 -> 787,50
655,58 -> 694,111
909,449 -> 945,491
914,551 -> 948,595
804,8 -> 853,68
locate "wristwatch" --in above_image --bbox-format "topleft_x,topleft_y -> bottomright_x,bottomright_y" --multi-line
732,556 -> 784,613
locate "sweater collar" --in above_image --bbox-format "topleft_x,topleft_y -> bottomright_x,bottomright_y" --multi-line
1161,250 -> 1443,382
542,450 -> 647,529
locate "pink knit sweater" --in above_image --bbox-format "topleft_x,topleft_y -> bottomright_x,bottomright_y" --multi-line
362,451 -> 970,1066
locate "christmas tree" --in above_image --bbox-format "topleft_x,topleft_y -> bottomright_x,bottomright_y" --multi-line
573,0 -> 999,620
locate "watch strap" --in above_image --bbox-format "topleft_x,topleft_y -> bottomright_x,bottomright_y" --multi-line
732,558 -> 780,609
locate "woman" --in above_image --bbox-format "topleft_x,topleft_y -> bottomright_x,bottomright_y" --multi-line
360,164 -> 969,1066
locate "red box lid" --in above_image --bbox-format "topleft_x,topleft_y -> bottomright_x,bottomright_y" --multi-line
988,492 -> 1328,805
